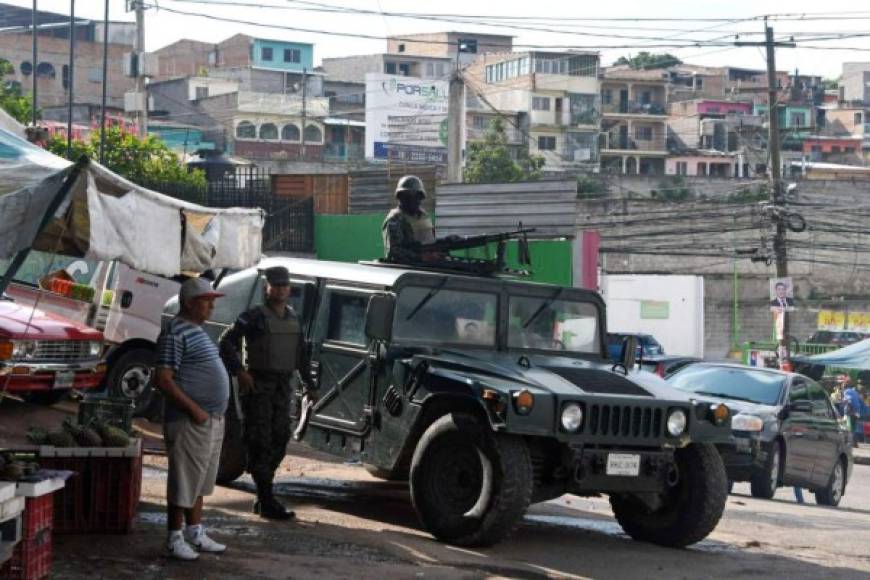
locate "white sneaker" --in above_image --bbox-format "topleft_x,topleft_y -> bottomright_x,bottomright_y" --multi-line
185,528 -> 227,554
167,534 -> 199,561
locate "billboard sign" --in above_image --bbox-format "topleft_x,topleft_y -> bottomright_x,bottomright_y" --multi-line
365,73 -> 449,163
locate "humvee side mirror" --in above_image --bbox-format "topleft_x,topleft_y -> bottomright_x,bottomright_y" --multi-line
620,336 -> 637,371
365,294 -> 395,341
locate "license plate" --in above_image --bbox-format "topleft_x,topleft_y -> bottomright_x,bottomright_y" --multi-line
53,371 -> 75,390
606,453 -> 641,477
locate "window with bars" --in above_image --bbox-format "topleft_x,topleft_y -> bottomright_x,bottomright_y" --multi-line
537,136 -> 557,150
532,96 -> 550,111
284,48 -> 301,63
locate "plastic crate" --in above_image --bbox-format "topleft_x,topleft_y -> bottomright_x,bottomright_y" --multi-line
19,497 -> 51,542
0,529 -> 51,580
37,442 -> 142,534
77,397 -> 135,432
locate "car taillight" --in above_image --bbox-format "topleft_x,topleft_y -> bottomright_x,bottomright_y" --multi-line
656,362 -> 665,377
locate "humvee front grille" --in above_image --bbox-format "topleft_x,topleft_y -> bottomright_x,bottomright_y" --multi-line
586,404 -> 664,439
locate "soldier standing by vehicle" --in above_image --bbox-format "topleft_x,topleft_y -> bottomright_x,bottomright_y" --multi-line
219,266 -> 306,520
382,175 -> 436,263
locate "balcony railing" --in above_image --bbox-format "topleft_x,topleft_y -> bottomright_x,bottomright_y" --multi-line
601,136 -> 667,152
601,101 -> 667,116
323,143 -> 364,161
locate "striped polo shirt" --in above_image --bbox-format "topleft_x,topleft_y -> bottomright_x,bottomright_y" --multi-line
156,317 -> 229,422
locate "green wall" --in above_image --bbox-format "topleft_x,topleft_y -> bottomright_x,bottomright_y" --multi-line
314,214 -> 573,286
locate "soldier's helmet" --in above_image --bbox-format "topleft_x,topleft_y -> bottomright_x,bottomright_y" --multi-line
395,175 -> 426,199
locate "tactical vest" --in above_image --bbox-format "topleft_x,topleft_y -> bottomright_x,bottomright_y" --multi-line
246,306 -> 300,373
382,208 -> 436,254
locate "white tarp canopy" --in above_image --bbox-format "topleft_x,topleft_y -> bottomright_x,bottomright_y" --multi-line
794,339 -> 870,371
0,123 -> 264,277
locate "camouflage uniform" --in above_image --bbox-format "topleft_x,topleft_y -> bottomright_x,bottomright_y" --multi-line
219,287 -> 305,518
382,207 -> 436,262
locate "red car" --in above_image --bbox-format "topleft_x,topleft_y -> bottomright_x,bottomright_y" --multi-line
0,297 -> 105,405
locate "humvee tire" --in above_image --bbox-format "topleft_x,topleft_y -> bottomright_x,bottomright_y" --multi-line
609,443 -> 727,547
409,412 -> 533,547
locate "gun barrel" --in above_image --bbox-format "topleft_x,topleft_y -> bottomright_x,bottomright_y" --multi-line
422,228 -> 536,252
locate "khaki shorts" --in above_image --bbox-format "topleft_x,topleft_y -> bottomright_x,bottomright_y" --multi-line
164,414 -> 225,509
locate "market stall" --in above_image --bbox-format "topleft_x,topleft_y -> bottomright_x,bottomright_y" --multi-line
0,117 -> 266,578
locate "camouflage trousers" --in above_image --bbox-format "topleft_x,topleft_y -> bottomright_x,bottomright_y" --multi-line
241,372 -> 292,486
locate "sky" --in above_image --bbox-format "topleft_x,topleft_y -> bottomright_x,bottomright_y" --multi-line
6,0 -> 870,78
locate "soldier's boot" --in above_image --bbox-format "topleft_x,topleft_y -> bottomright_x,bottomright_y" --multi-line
253,480 -> 295,520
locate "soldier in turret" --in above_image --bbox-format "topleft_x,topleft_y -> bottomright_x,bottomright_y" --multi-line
382,175 -> 436,263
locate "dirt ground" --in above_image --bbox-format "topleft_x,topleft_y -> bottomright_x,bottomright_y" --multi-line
3,396 -> 870,579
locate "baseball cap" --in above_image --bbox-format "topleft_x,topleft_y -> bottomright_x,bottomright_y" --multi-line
179,277 -> 225,302
264,266 -> 291,285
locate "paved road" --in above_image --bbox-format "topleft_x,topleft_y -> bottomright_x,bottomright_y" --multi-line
53,445 -> 870,580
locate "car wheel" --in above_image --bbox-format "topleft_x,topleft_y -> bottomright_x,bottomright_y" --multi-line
750,443 -> 780,499
21,390 -> 68,406
814,459 -> 846,507
107,348 -> 155,417
610,443 -> 728,548
409,412 -> 533,547
727,479 -> 734,494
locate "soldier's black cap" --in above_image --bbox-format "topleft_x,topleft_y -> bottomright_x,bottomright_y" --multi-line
264,266 -> 290,285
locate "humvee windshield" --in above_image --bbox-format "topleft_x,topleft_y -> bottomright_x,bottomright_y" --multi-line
392,285 -> 600,354
508,295 -> 599,354
394,286 -> 498,347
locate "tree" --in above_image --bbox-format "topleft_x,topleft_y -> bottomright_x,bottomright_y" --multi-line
614,52 -> 682,70
44,126 -> 206,189
464,118 -> 544,184
0,58 -> 38,123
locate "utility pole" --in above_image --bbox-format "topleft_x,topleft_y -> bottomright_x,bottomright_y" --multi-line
99,0 -> 109,163
447,71 -> 465,183
301,67 -> 307,160
66,0 -> 75,159
735,24 -> 795,359
31,0 -> 38,127
134,0 -> 147,137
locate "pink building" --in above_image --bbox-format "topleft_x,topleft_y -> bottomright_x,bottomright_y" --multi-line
666,151 -> 741,177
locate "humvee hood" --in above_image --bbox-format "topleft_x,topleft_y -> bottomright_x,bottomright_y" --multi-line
416,350 -> 696,400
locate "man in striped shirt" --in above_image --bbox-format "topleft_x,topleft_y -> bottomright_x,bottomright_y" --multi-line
155,277 -> 230,561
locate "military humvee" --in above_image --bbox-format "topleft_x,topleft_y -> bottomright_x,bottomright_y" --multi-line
184,257 -> 733,548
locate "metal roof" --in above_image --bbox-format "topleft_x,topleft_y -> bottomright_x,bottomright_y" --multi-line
435,180 -> 578,237
258,256 -> 415,287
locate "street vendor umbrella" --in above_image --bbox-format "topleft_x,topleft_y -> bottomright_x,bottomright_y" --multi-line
793,339 -> 870,371
0,124 -> 264,282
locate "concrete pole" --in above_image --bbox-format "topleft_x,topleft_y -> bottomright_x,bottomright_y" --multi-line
447,71 -> 464,183
135,1 -> 147,137
301,67 -> 307,160
31,0 -> 38,126
66,0 -> 75,159
99,0 -> 109,164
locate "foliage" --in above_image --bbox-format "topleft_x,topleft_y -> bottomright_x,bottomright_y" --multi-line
651,175 -> 691,202
823,78 -> 839,90
464,118 -> 545,184
613,52 -> 683,70
44,126 -> 206,189
0,58 -> 38,123
724,184 -> 768,204
576,175 -> 606,199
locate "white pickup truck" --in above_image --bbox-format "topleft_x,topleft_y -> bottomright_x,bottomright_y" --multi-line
8,251 -> 180,415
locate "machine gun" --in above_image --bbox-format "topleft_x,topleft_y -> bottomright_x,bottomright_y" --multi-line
384,226 -> 536,276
